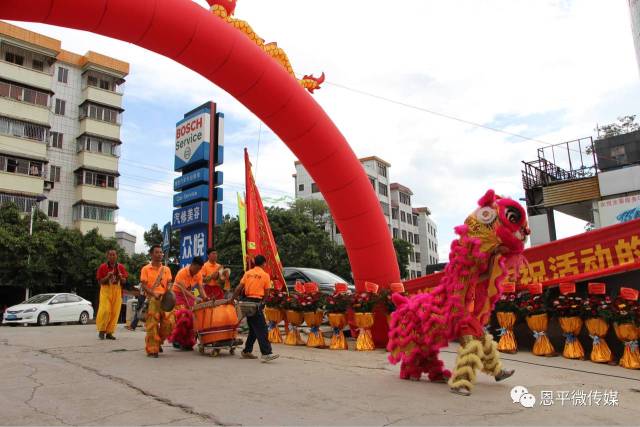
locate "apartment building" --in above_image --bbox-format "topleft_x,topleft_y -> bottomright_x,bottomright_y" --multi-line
0,22 -> 128,237
293,156 -> 439,279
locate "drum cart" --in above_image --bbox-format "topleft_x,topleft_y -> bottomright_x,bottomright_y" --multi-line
192,299 -> 243,357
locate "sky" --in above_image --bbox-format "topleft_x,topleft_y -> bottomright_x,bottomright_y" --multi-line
8,0 -> 640,258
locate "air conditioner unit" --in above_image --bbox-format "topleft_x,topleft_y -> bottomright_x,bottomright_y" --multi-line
43,181 -> 54,191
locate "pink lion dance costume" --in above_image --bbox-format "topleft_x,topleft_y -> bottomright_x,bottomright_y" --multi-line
387,190 -> 530,396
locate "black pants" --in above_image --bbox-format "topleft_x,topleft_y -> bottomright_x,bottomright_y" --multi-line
243,302 -> 272,355
130,295 -> 146,329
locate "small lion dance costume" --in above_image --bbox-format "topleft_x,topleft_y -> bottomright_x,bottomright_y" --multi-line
388,190 -> 530,396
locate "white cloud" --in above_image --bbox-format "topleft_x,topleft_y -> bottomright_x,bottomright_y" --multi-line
10,0 -> 639,264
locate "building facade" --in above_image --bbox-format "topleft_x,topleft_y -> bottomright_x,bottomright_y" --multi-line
0,22 -> 128,237
115,231 -> 136,256
293,156 -> 439,279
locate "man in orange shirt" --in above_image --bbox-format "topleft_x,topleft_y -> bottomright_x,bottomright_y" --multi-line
170,257 -> 206,350
231,254 -> 279,362
140,245 -> 173,358
201,248 -> 230,300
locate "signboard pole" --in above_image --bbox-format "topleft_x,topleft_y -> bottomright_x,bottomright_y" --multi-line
208,101 -> 217,249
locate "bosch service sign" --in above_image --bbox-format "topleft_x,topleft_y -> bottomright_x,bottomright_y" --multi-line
174,108 -> 211,171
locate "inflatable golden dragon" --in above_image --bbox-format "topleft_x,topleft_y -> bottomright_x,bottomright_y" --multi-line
208,0 -> 325,93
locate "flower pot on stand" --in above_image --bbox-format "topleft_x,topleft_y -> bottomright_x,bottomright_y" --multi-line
525,313 -> 556,356
285,310 -> 305,346
558,316 -> 585,360
304,311 -> 326,348
496,311 -> 518,354
584,317 -> 613,363
355,312 -> 375,351
328,313 -> 348,350
264,307 -> 284,344
614,323 -> 640,369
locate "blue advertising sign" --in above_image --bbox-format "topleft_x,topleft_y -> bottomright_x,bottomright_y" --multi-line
214,187 -> 223,202
179,225 -> 207,268
172,201 -> 208,229
214,170 -> 223,187
162,222 -> 171,252
174,168 -> 209,191
173,184 -> 209,207
215,203 -> 223,225
174,106 -> 212,172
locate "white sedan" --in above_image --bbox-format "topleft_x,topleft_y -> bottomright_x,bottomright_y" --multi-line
2,293 -> 94,326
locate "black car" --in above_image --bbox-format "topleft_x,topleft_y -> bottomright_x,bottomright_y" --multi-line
283,267 -> 354,294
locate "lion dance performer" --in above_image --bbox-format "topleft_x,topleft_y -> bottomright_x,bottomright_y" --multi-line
207,0 -> 325,93
96,249 -> 128,340
388,190 -> 530,396
169,257 -> 207,351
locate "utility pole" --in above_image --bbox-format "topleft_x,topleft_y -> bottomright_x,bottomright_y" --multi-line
26,195 -> 47,301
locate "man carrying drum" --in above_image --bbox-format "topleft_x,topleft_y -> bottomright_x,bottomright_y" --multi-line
170,257 -> 207,350
201,248 -> 231,300
231,254 -> 279,362
140,245 -> 174,358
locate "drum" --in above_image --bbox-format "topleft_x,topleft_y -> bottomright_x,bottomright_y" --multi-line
193,300 -> 239,345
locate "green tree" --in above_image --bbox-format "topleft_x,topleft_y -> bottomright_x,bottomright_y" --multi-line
393,238 -> 412,279
597,115 -> 639,139
143,223 -> 180,262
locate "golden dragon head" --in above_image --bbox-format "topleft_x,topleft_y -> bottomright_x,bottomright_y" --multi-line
463,189 -> 530,257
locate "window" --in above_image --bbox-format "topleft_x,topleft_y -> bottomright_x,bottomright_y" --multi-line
0,193 -> 40,213
414,234 -> 419,245
0,81 -> 49,107
415,252 -> 421,263
408,233 -> 413,244
409,252 -> 415,262
401,211 -> 406,222
400,192 -> 411,205
380,201 -> 390,216
311,183 -> 319,193
99,79 -> 111,91
75,170 -> 117,188
417,271 -> 422,278
377,161 -> 387,178
0,155 -> 43,177
73,204 -> 116,222
57,67 -> 69,83
369,177 -> 376,190
413,215 -> 418,226
298,184 -> 304,192
88,75 -> 98,87
81,102 -> 120,124
50,132 -> 63,149
50,166 -> 61,182
393,228 -> 399,239
378,182 -> 388,197
5,52 -> 24,66
32,59 -> 44,72
392,208 -> 398,220
76,135 -> 119,156
55,99 -> 66,115
402,230 -> 407,241
410,271 -> 415,279
48,201 -> 59,218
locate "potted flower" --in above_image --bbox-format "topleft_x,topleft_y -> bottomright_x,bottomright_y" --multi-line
582,283 -> 614,363
552,283 -> 585,360
493,283 -> 520,354
263,287 -> 288,344
610,288 -> 640,369
351,290 -> 379,351
323,290 -> 354,350
519,284 -> 556,356
299,285 -> 327,348
283,292 -> 305,346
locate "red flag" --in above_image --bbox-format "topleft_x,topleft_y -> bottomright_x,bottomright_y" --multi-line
244,148 -> 287,292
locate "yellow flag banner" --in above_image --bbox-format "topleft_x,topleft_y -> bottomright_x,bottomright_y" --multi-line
237,192 -> 248,272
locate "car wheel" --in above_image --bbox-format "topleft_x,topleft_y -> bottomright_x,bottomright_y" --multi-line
37,312 -> 49,326
79,311 -> 89,325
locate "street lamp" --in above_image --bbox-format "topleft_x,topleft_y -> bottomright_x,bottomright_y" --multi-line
26,194 -> 47,301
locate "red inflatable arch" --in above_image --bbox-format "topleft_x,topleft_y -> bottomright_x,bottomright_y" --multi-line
0,0 -> 400,288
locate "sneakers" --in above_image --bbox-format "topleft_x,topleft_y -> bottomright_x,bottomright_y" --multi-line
98,331 -> 105,340
494,369 -> 515,382
105,334 -> 116,340
260,354 -> 279,363
241,351 -> 258,359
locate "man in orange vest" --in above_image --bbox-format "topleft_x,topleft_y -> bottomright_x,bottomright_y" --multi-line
231,254 -> 279,362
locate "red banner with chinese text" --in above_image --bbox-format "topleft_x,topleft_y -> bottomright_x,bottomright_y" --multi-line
244,148 -> 287,289
404,218 -> 640,294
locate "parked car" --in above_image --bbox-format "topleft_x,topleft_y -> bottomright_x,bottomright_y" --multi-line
2,293 -> 94,326
283,267 -> 355,294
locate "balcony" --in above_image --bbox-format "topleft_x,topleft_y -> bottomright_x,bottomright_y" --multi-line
81,85 -> 123,109
77,151 -> 118,173
0,171 -> 43,195
75,185 -> 117,206
79,117 -> 120,141
0,133 -> 47,160
74,219 -> 116,237
0,96 -> 49,125
0,60 -> 52,91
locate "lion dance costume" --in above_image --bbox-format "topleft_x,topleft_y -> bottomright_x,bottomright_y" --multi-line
208,0 -> 325,93
387,190 -> 530,396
